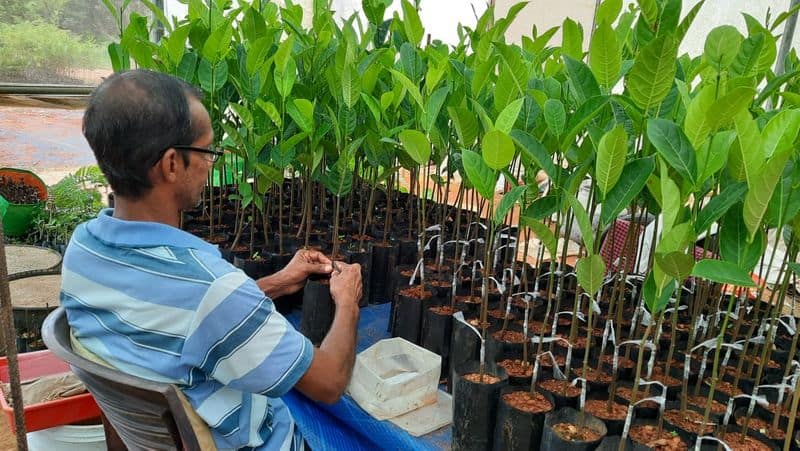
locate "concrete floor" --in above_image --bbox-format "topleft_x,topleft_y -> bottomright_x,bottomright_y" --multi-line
0,106 -> 95,185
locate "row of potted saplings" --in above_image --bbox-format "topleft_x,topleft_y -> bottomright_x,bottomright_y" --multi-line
180,184 -> 466,312
382,235 -> 800,451
181,184 -> 800,450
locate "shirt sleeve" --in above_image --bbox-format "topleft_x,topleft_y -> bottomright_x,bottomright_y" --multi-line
181,270 -> 313,397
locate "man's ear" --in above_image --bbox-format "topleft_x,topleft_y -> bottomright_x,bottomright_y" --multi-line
154,148 -> 181,184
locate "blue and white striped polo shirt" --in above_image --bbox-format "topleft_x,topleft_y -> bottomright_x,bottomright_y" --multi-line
60,209 -> 313,450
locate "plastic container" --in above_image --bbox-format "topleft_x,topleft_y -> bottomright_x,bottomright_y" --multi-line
0,168 -> 47,237
348,337 -> 441,420
27,424 -> 106,451
0,350 -> 101,432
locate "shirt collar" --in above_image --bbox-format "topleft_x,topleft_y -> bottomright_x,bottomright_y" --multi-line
85,209 -> 220,256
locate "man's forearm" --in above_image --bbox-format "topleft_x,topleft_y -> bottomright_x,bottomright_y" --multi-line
320,303 -> 359,383
256,272 -> 289,299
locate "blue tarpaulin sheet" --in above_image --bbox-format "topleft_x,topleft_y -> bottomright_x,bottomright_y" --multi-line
284,303 -> 451,451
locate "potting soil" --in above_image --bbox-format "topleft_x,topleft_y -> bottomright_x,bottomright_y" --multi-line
0,176 -> 39,204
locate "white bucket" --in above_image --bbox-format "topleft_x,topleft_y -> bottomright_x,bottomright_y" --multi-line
27,424 -> 106,451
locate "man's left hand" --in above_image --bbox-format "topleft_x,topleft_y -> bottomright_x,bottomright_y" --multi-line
257,249 -> 333,298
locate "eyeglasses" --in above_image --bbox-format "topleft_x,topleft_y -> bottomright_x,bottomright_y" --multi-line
173,145 -> 225,163
152,145 -> 225,165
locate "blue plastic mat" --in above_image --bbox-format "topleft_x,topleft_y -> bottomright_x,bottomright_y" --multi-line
285,303 -> 451,451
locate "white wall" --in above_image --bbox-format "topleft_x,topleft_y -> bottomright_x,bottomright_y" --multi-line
163,0 -> 800,59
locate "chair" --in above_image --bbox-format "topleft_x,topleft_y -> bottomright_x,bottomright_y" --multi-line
41,307 -> 216,451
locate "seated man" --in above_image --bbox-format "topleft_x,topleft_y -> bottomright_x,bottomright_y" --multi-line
60,69 -> 362,450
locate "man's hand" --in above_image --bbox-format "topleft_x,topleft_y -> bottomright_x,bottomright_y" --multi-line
330,262 -> 363,308
257,249 -> 333,298
295,261 -> 362,404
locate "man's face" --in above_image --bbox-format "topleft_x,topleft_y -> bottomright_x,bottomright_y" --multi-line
178,98 -> 214,210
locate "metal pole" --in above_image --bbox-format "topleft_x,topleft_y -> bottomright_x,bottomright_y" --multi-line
776,0 -> 800,76
0,220 -> 28,451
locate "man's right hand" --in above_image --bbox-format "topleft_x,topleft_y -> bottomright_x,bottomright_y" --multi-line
295,261 -> 362,404
330,262 -> 362,308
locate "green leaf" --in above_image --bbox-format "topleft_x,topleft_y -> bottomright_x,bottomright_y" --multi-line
596,0 -> 623,25
495,98 -> 525,134
390,69 -> 424,109
595,125 -> 628,196
637,0 -> 659,25
589,21 -> 622,90
744,149 -> 793,241
462,150 -> 497,200
762,109 -> 800,159
643,272 -> 676,313
561,18 -> 584,59
340,67 -> 361,109
524,195 -> 559,220
543,99 -> 566,137
510,130 -> 558,181
108,43 -> 130,72
659,162 -> 681,234
683,86 -> 715,154
730,111 -> 763,183
695,182 -> 748,234
626,34 -> 678,111
287,98 -> 314,134
201,20 -> 234,63
720,207 -> 765,272
731,33 -> 764,77
257,100 -> 281,128
564,56 -> 601,104
229,103 -> 253,130
577,254 -> 606,295
422,85 -> 449,133
676,0 -> 705,43
704,25 -> 743,71
656,222 -> 695,254
494,185 -> 527,225
647,118 -> 697,186
656,252 -> 694,281
398,130 -> 431,165
691,259 -> 756,287
601,156 -> 656,226
448,106 -> 479,147
401,0 -> 424,46
770,2 -> 800,31
698,131 -> 735,184
521,216 -> 559,261
566,195 -> 595,252
274,57 -> 297,99
705,87 -> 756,131
560,96 -> 610,150
482,130 -> 515,170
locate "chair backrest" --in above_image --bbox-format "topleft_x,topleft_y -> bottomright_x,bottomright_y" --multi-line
41,307 -> 211,451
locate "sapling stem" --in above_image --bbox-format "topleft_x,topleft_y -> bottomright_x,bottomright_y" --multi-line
701,293 -> 737,430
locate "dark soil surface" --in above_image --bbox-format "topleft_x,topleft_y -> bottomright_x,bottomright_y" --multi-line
399,285 -> 432,299
629,424 -> 686,450
663,409 -> 715,435
492,329 -> 527,343
616,387 -> 658,409
584,399 -> 627,420
488,308 -> 514,321
429,305 -> 456,315
503,390 -> 552,414
722,432 -> 773,451
463,373 -> 500,384
737,416 -> 786,440
687,395 -> 726,414
572,367 -> 612,383
601,354 -> 634,369
551,422 -> 602,442
539,379 -> 581,397
0,176 -> 39,203
498,359 -> 533,377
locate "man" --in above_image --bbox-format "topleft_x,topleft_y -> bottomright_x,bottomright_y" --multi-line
60,69 -> 362,450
